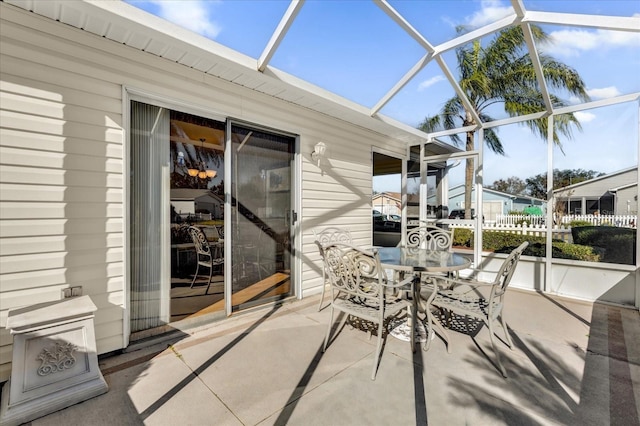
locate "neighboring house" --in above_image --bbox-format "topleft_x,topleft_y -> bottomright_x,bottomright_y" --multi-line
432,185 -> 547,222
171,189 -> 224,220
372,192 -> 401,217
553,167 -> 637,215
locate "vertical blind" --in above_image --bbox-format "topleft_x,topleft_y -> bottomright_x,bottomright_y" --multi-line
130,101 -> 169,332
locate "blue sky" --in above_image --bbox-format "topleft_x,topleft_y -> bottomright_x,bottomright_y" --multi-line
126,0 -> 640,191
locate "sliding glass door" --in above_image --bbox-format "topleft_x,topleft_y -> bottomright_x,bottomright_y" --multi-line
229,123 -> 295,311
130,101 -> 226,333
130,100 -> 297,335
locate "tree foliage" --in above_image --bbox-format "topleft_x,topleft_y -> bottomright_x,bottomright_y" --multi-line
487,176 -> 527,195
418,25 -> 589,219
525,168 -> 604,199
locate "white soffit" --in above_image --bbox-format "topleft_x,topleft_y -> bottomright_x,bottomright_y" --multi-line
2,0 -> 426,144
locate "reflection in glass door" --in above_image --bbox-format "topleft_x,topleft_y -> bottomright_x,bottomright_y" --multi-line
229,123 -> 294,311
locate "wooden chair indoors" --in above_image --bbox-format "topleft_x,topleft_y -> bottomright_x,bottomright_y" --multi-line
313,227 -> 353,311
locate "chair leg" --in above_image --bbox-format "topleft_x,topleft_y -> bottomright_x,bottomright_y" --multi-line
487,320 -> 507,378
371,319 -> 385,380
317,270 -> 326,311
423,307 -> 434,351
500,315 -> 514,349
323,306 -> 335,352
190,262 -> 200,288
410,300 -> 417,353
205,263 -> 213,295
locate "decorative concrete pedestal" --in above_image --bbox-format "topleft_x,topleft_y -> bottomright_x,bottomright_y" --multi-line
0,296 -> 108,426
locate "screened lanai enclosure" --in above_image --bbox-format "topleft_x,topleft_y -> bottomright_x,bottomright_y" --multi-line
0,0 -> 638,379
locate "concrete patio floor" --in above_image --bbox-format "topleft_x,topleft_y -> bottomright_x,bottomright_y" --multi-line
26,289 -> 640,425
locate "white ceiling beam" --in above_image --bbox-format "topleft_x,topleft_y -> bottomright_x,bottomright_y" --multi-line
370,52 -> 433,116
428,124 -> 478,139
554,92 -> 640,114
435,55 -> 482,127
257,0 -> 304,72
521,22 -> 553,112
375,0 -> 435,52
463,92 -> 640,131
423,150 -> 480,162
482,111 -> 548,129
433,14 -> 520,56
373,4 -> 518,118
523,11 -> 640,32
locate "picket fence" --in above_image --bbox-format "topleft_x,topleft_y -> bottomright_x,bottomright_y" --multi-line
495,214 -> 637,228
450,222 -> 573,243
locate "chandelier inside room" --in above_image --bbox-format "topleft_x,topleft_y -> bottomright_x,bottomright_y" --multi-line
187,138 -> 216,179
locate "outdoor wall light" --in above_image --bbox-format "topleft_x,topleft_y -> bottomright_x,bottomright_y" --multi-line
311,141 -> 327,167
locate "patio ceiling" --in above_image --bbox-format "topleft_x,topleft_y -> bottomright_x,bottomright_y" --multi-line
5,0 -> 640,146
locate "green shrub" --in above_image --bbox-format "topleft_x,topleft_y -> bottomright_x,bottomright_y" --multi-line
482,231 -> 546,254
571,226 -> 636,265
569,220 -> 592,227
452,228 -> 473,247
550,242 -> 601,262
451,229 -> 600,261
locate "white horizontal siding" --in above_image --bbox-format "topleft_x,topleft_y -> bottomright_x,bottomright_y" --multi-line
0,4 -> 410,381
0,7 -> 125,381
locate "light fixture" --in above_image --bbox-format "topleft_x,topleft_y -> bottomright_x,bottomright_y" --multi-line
187,138 -> 217,179
311,141 -> 326,167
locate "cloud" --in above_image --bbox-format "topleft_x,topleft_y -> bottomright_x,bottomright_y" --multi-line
418,76 -> 445,91
545,28 -> 640,57
466,0 -> 513,28
149,0 -> 221,39
587,86 -> 622,99
574,111 -> 596,123
569,86 -> 622,103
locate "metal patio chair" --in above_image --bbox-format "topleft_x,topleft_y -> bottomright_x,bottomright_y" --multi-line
404,224 -> 453,251
313,227 -> 353,311
319,242 -> 416,380
422,241 -> 529,377
187,226 -> 224,294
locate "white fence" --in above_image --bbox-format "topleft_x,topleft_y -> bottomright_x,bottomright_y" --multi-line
450,222 -> 573,243
495,214 -> 545,225
559,214 -> 636,228
495,214 -> 637,228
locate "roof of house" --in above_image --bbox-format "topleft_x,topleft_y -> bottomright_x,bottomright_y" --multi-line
372,192 -> 401,202
552,166 -> 637,193
448,184 -> 546,203
170,189 -> 223,202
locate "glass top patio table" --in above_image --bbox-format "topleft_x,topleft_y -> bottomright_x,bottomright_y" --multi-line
375,247 -> 471,343
376,247 -> 471,273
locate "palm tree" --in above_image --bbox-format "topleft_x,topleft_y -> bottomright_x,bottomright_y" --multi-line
419,25 -> 590,219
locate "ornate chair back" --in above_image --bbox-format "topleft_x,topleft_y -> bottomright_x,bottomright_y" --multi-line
313,227 -> 353,311
404,225 -> 453,251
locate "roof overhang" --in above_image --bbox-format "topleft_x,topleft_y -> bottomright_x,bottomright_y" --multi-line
3,0 -> 442,148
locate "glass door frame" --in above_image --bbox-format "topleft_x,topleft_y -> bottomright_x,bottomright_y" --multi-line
413,142 -> 482,265
223,119 -> 300,315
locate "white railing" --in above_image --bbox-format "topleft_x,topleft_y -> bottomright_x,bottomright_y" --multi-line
176,212 -> 212,222
496,214 -> 637,228
495,214 -> 546,226
559,214 -> 637,228
450,222 -> 573,243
